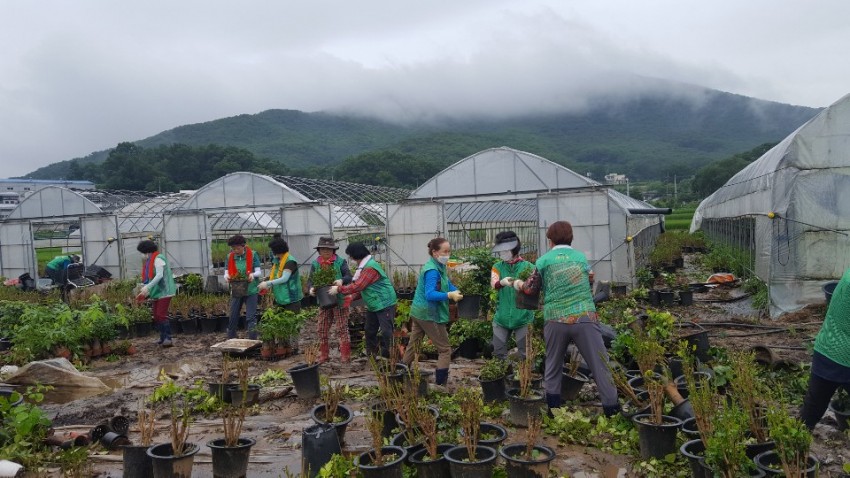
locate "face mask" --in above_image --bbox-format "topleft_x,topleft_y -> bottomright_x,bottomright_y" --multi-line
499,250 -> 513,261
436,255 -> 450,265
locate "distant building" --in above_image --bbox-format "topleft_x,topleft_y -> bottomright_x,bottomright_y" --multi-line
604,173 -> 628,184
0,179 -> 94,197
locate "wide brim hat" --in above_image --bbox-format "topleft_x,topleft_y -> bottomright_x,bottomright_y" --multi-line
314,236 -> 339,250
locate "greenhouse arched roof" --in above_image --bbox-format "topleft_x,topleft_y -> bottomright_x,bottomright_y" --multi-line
6,186 -> 102,220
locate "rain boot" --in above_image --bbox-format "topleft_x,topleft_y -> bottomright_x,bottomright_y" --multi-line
160,321 -> 173,347
603,404 -> 620,418
319,344 -> 330,364
435,368 -> 449,386
340,343 -> 351,363
546,393 -> 562,417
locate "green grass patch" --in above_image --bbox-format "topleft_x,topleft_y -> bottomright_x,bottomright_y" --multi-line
36,247 -> 80,274
664,219 -> 693,230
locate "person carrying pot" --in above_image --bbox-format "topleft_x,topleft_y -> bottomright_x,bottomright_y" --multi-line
514,221 -> 618,417
306,237 -> 352,363
402,237 -> 463,387
800,266 -> 850,429
335,242 -> 398,362
136,240 -> 176,347
258,237 -> 302,312
223,234 -> 262,340
490,231 -> 535,360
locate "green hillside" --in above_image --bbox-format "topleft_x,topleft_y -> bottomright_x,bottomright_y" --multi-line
25,86 -> 818,184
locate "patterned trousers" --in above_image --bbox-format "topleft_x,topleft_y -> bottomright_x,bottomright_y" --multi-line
316,305 -> 351,352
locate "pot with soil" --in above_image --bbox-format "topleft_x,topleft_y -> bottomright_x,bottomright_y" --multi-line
408,443 -> 453,478
658,290 -> 676,306
679,289 -> 694,306
620,391 -> 651,420
479,375 -> 507,403
207,437 -> 256,478
315,286 -> 337,309
506,373 -> 542,391
632,414 -> 682,459
506,388 -> 546,427
456,294 -> 482,319
648,289 -> 661,306
301,423 -> 341,478
477,422 -> 508,448
455,337 -> 481,359
199,315 -> 218,333
395,405 -> 439,430
829,395 -> 850,431
674,371 -> 712,399
122,444 -> 154,478
682,330 -> 711,362
179,317 -> 199,334
146,442 -> 200,478
444,445 -> 497,478
227,384 -> 261,407
356,446 -> 407,478
208,382 -> 232,403
680,417 -> 701,440
679,439 -> 709,478
561,370 -> 589,401
391,430 -> 425,463
310,404 -> 354,444
754,450 -> 819,477
369,402 -> 399,439
287,362 -> 321,399
500,443 -> 556,478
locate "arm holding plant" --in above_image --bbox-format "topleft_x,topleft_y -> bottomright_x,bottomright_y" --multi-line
337,267 -> 380,301
260,259 -> 299,289
491,266 -> 513,289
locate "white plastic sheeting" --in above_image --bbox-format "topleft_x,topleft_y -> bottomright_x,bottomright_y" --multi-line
692,93 -> 850,317
162,212 -> 211,276
80,215 -> 122,279
0,221 -> 36,280
386,201 -> 446,273
5,186 -> 102,220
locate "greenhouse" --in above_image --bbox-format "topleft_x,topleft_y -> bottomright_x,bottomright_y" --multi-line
691,92 -> 850,317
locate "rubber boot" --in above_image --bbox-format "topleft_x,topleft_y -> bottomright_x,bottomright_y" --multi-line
546,393 -> 562,418
435,368 -> 449,386
319,344 -> 330,364
340,343 -> 351,363
155,322 -> 165,345
603,404 -> 621,418
160,321 -> 173,347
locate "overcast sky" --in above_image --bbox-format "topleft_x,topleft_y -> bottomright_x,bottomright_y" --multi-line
2,0 -> 848,177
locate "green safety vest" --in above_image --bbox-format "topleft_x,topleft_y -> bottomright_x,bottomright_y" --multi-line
272,254 -> 303,306
536,247 -> 596,322
493,260 -> 534,329
46,255 -> 71,270
814,267 -> 850,368
360,259 -> 397,312
410,258 -> 449,324
146,255 -> 177,300
311,256 -> 346,307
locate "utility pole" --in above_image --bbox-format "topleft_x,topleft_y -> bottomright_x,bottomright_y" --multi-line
674,175 -> 678,205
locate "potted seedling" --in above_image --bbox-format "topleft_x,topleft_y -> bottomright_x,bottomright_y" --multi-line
357,409 -> 407,478
407,395 -> 451,478
729,351 -> 775,458
310,379 -> 353,444
227,359 -> 260,407
146,398 -> 199,478
755,404 -> 819,477
445,388 -> 497,478
514,268 -> 539,310
561,348 -> 589,401
208,363 -> 256,478
478,357 -> 510,403
229,271 -> 251,299
701,402 -> 754,478
257,310 -> 278,360
499,413 -> 556,477
122,399 -> 155,478
287,343 -> 322,399
506,332 -> 545,427
452,268 -> 485,319
208,355 -> 233,402
311,265 -> 338,309
829,388 -> 850,432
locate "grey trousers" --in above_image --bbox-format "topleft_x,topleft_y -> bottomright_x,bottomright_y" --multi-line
492,323 -> 528,360
543,320 -> 618,407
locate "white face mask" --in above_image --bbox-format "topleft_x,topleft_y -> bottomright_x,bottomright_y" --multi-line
436,255 -> 450,265
499,250 -> 513,261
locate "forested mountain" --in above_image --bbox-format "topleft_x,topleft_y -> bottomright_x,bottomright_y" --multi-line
25,86 -> 818,190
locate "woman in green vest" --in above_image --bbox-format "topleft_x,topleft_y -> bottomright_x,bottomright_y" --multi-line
402,237 -> 464,387
307,237 -> 352,363
136,240 -> 177,347
800,266 -> 850,429
490,231 -> 534,359
259,237 -> 302,312
336,242 -> 397,361
224,234 -> 263,340
514,221 -> 618,417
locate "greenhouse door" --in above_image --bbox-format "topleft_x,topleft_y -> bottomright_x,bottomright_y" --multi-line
80,216 -> 123,279
386,201 -> 446,273
162,212 -> 211,276
0,220 -> 36,279
537,190 -> 613,282
282,205 -> 332,271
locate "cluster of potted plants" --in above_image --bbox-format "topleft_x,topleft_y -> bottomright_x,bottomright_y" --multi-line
168,293 -> 230,334
257,307 -> 308,360
392,269 -> 418,300
449,247 -> 497,319
448,318 -> 493,359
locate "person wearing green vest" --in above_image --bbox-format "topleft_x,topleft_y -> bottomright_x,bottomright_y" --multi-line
800,266 -> 850,429
259,237 -> 302,313
490,231 -> 534,359
336,242 -> 397,361
402,237 -> 464,387
224,234 -> 263,340
306,237 -> 352,363
45,253 -> 80,286
136,240 -> 177,347
514,221 -> 618,417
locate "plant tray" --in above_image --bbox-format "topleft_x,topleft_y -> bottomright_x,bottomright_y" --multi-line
210,339 -> 262,353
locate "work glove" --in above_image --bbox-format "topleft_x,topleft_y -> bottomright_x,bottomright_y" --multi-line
258,281 -> 270,290
139,285 -> 150,297
447,291 -> 463,302
328,286 -> 339,296
332,279 -> 343,287
512,279 -> 525,291
309,287 -> 316,296
499,277 -> 514,287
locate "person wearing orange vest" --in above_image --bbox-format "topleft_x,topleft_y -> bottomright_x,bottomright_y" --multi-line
224,234 -> 263,339
137,240 -> 177,347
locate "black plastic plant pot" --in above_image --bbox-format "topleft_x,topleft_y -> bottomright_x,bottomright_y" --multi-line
370,402 -> 399,438
0,338 -> 12,351
179,318 -> 199,334
207,437 -> 256,478
698,458 -> 767,478
208,382 -> 233,403
357,446 -> 407,478
382,362 -> 408,388
110,415 -> 130,435
456,338 -> 480,359
667,357 -> 684,380
500,443 -> 556,478
444,445 -> 497,478
506,388 -> 546,427
669,399 -> 695,421
560,370 -> 589,401
409,444 -> 453,478
133,321 -> 153,337
829,399 -> 850,431
680,417 -> 701,440
227,384 -> 261,407
310,404 -> 354,444
679,439 -> 709,478
754,450 -> 819,477
683,330 -> 711,362
620,391 -> 650,420
632,414 -> 682,460
122,444 -> 154,478
391,430 -> 425,464
658,290 -> 676,306
199,316 -> 218,333
648,289 -> 661,306
101,432 -> 131,450
146,442 -> 200,478
288,363 -> 321,399
456,294 -> 482,319
505,374 -> 543,391
301,423 -> 341,478
479,375 -> 507,403
679,290 -> 694,306
395,405 -> 439,430
168,317 -> 182,334
745,439 -> 776,460
216,314 -> 229,332
477,422 -> 508,448
316,286 -> 337,309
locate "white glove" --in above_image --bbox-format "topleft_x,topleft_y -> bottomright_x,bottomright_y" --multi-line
513,279 -> 525,291
223,275 -> 230,283
253,271 -> 263,279
447,291 -> 463,302
499,277 -> 514,287
328,286 -> 339,296
139,285 -> 150,297
258,281 -> 270,290
332,279 -> 343,287
309,287 -> 316,296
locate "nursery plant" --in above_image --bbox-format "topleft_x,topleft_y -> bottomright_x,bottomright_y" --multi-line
457,387 -> 483,458
703,402 -> 753,477
764,404 -> 815,476
310,265 -> 337,288
479,357 -> 511,382
729,351 -> 770,443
